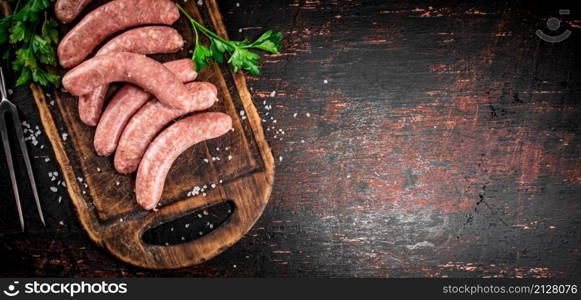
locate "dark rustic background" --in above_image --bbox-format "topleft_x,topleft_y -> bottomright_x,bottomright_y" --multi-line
1,0 -> 580,277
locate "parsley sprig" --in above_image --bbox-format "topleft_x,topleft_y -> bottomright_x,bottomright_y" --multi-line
0,0 -> 60,87
177,4 -> 282,75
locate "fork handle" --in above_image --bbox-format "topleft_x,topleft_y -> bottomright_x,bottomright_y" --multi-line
0,0 -> 12,17
0,67 -> 7,101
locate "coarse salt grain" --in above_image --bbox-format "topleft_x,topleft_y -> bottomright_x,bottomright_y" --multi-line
270,90 -> 276,97
50,187 -> 58,192
324,79 -> 328,84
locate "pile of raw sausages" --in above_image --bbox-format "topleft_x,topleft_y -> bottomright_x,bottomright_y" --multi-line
56,0 -> 233,210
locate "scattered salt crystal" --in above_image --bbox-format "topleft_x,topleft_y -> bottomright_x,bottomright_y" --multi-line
96,167 -> 101,172
185,223 -> 190,228
209,223 -> 214,229
228,155 -> 232,160
187,191 -> 192,197
270,91 -> 276,97
211,184 -> 216,188
7,89 -> 13,95
40,145 -> 45,149
170,227 -> 174,232
59,221 -> 64,226
120,218 -> 124,223
116,181 -> 120,186
238,28 -> 242,33
199,231 -> 203,236
197,0 -> 203,6
181,236 -> 185,241
324,79 -> 328,84
82,190 -> 86,195
233,264 -> 237,268
62,133 -> 68,141
236,2 -> 240,7
49,101 -> 54,106
293,113 -> 298,118
58,196 -> 62,203
50,187 -> 58,192
306,112 -> 311,117
165,242 -> 169,246
279,156 -> 283,162
203,158 -> 209,163
219,179 -> 223,183
77,177 -> 83,182
197,213 -> 202,218
202,193 -> 207,196
61,181 -> 66,187
203,210 -> 208,216
301,139 -> 305,143
44,157 -> 50,162
239,110 -> 245,116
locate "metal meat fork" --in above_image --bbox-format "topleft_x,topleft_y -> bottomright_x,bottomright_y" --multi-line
0,66 -> 45,231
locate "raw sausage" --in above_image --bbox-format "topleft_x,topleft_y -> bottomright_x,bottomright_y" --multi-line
114,82 -> 217,173
55,0 -> 94,23
57,0 -> 179,68
78,26 -> 185,126
62,52 -> 195,111
135,113 -> 232,210
93,59 -> 198,157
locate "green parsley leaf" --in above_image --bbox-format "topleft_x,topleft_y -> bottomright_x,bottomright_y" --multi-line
177,4 -> 282,75
15,67 -> 32,86
193,43 -> 213,72
3,0 -> 60,88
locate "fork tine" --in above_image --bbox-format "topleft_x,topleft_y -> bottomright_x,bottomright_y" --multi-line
8,103 -> 45,226
0,112 -> 25,231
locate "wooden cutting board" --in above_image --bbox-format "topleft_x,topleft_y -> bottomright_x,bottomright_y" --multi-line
29,0 -> 274,269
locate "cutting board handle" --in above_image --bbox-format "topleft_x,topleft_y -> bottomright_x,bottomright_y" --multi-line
103,178 -> 270,269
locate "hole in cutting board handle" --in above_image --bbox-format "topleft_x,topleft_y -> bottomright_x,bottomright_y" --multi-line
141,201 -> 235,246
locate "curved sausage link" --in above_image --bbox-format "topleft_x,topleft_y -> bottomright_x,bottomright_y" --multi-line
62,52 -> 195,111
114,82 -> 217,173
55,0 -> 94,23
57,0 -> 179,68
78,26 -> 185,126
93,59 -> 198,157
136,112 -> 232,210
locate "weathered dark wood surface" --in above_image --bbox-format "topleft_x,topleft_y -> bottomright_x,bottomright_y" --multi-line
1,0 -> 580,277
